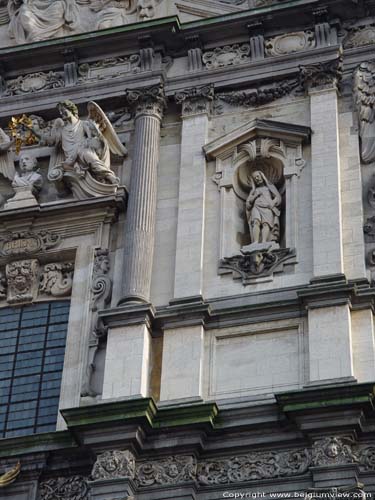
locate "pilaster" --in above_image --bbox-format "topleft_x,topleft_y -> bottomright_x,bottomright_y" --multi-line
173,85 -> 213,299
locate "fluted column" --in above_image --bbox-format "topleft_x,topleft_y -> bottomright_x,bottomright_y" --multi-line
119,84 -> 166,304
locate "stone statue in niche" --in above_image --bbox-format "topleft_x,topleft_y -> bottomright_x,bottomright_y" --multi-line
245,170 -> 281,249
4,152 -> 43,209
24,100 -> 127,198
7,0 -> 81,43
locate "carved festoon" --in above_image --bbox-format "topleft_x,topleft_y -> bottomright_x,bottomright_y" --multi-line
91,450 -> 136,480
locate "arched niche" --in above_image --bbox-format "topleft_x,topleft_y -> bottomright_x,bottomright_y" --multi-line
204,118 -> 310,284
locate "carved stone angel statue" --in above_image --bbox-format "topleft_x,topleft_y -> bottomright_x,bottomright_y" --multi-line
354,61 -> 375,164
8,0 -> 81,44
245,170 -> 282,246
26,100 -> 127,189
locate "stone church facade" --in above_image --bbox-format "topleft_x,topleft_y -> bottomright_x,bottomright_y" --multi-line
1,0 -> 375,499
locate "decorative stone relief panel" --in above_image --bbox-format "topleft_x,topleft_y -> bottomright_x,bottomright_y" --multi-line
2,71 -> 64,96
202,43 -> 250,70
0,258 -> 74,305
265,30 -> 315,57
39,476 -> 89,500
0,230 -> 60,257
40,441 -> 375,497
78,55 -> 141,82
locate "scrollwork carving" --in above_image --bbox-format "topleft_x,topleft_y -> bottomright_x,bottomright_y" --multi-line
0,231 -> 61,257
220,248 -> 295,284
39,262 -> 74,297
3,71 -> 64,97
197,449 -> 310,485
91,248 -> 112,310
39,476 -> 89,500
91,450 -> 136,481
265,31 -> 315,56
202,43 -> 250,70
78,55 -> 141,83
135,455 -> 196,487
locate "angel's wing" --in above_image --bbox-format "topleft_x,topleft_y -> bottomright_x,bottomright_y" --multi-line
0,129 -> 15,181
87,101 -> 128,157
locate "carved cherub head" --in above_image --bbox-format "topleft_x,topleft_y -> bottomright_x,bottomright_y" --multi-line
19,152 -> 38,174
57,100 -> 79,123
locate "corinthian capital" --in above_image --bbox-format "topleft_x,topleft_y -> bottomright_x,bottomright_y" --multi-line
299,54 -> 343,92
125,83 -> 166,120
175,84 -> 214,117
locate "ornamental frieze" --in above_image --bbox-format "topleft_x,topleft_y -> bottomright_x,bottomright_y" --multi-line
39,441 -> 375,497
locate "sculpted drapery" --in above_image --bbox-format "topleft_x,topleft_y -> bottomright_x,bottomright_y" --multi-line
8,0 -> 81,43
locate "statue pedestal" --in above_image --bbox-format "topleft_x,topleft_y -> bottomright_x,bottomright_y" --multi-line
241,241 -> 280,255
4,186 -> 39,210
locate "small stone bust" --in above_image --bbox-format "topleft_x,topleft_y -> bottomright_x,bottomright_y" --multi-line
12,153 -> 43,195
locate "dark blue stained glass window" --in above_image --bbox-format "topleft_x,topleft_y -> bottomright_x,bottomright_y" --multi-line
0,301 -> 70,438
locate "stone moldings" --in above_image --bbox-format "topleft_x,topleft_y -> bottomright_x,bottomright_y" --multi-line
202,43 -> 250,70
91,450 -> 135,480
265,30 -> 315,56
39,476 -> 89,500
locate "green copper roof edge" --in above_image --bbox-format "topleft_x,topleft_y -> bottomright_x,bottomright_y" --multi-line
282,395 -> 373,413
0,430 -> 76,458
